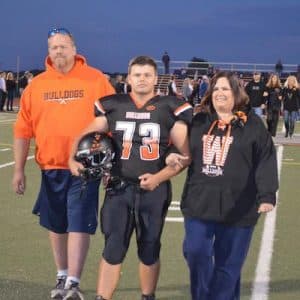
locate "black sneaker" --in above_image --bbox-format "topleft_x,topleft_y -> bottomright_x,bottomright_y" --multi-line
51,276 -> 67,299
141,294 -> 156,300
63,281 -> 84,300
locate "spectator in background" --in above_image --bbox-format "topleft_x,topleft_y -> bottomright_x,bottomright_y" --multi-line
238,74 -> 246,88
245,72 -> 266,117
207,66 -> 215,78
282,75 -> 300,138
12,27 -> 114,300
265,74 -> 282,137
114,74 -> 125,94
296,65 -> 300,82
199,75 -> 209,99
124,75 -> 131,94
275,59 -> 283,78
190,79 -> 200,107
27,72 -> 34,84
6,72 -> 17,111
167,75 -> 178,96
18,71 -> 29,95
182,77 -> 193,102
0,72 -> 7,111
162,51 -> 170,74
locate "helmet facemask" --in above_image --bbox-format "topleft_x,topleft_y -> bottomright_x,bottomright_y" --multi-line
75,132 -> 115,182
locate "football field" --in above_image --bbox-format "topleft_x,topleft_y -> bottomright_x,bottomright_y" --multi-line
1,112 -> 300,300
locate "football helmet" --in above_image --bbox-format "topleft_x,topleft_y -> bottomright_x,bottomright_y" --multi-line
75,131 -> 115,181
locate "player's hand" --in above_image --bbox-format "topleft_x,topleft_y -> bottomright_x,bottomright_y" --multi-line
68,158 -> 84,177
102,174 -> 111,188
166,153 -> 189,169
12,170 -> 26,195
258,203 -> 274,213
139,173 -> 160,191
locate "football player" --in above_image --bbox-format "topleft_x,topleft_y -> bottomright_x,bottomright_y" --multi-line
69,55 -> 193,300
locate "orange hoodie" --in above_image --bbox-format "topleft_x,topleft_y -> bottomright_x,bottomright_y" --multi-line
14,54 -> 115,169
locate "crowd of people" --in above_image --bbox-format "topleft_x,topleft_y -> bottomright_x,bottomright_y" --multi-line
162,70 -> 300,139
0,71 -> 33,112
8,27 -> 297,300
245,72 -> 300,138
3,61 -> 300,141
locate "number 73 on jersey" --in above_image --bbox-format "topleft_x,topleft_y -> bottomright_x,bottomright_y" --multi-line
116,121 -> 160,161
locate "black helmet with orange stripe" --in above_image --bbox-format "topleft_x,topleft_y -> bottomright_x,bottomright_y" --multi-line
75,131 -> 115,181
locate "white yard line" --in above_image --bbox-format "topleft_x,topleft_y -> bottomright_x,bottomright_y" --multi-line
171,201 -> 180,205
165,217 -> 183,222
168,206 -> 180,211
0,119 -> 16,123
0,155 -> 34,169
250,145 -> 283,300
0,148 -> 10,152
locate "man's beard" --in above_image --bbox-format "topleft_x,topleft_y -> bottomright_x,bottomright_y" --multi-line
55,56 -> 67,68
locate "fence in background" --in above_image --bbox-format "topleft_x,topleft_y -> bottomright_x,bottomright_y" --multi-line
155,60 -> 299,77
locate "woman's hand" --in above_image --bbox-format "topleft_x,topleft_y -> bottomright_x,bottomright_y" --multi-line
166,153 -> 190,169
258,203 -> 274,213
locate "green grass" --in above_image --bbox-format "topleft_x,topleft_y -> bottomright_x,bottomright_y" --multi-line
1,112 -> 300,299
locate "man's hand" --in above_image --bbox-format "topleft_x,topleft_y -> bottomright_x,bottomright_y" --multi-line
139,173 -> 160,191
68,157 -> 85,177
12,170 -> 26,195
258,203 -> 274,213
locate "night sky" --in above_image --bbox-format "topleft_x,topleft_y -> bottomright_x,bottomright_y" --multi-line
1,0 -> 300,73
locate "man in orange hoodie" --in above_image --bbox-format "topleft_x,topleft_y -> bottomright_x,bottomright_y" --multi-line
12,28 -> 115,300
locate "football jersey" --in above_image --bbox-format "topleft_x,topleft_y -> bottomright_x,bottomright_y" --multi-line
95,94 -> 192,180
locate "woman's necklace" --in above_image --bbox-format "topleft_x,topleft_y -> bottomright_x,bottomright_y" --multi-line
287,91 -> 293,100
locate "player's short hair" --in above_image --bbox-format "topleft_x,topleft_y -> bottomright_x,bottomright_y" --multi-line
128,56 -> 157,74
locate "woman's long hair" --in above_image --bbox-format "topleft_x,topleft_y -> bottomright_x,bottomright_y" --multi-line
266,73 -> 281,88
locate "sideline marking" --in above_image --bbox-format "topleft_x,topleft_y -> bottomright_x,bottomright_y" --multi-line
166,217 -> 183,222
168,207 -> 180,211
250,145 -> 283,300
0,119 -> 16,123
0,155 -> 34,169
282,161 -> 300,166
171,201 -> 180,205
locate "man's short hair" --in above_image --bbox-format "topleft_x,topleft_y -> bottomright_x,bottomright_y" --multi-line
128,56 -> 157,74
47,27 -> 75,45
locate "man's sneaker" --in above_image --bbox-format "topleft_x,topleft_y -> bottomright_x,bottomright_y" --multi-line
50,276 -> 67,299
141,294 -> 156,300
63,281 -> 84,300
95,296 -> 107,300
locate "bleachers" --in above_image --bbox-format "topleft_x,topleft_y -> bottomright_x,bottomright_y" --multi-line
155,74 -> 184,95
